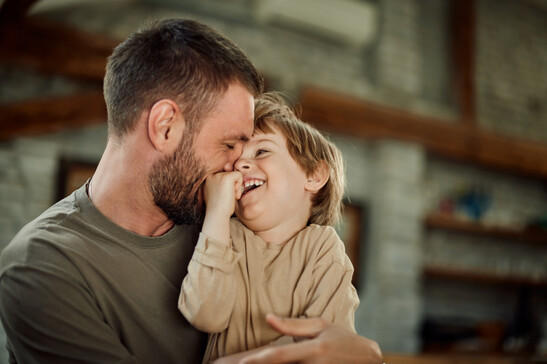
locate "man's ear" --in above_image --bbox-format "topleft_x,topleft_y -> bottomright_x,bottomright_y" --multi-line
148,99 -> 185,153
304,160 -> 329,193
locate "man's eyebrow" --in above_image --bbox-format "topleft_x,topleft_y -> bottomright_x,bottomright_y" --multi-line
225,134 -> 250,142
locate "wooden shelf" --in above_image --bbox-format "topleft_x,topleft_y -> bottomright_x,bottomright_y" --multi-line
424,213 -> 547,287
383,353 -> 537,364
424,265 -> 547,287
424,213 -> 547,244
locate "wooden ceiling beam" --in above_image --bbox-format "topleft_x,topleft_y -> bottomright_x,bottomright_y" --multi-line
0,18 -> 118,81
300,87 -> 547,180
0,0 -> 38,23
0,91 -> 107,141
450,0 -> 476,125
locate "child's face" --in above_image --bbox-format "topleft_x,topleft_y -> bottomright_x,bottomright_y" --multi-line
234,126 -> 312,234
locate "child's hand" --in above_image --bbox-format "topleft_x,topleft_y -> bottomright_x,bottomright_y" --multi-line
204,171 -> 243,219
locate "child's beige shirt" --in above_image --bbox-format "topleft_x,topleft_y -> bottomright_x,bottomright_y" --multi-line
178,219 -> 359,363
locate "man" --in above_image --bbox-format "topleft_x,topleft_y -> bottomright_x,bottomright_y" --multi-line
0,19 -> 382,363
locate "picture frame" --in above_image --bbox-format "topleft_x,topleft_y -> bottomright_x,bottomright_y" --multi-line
56,158 -> 98,202
336,201 -> 366,289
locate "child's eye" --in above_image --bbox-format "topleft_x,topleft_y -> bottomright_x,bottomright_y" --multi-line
255,149 -> 268,157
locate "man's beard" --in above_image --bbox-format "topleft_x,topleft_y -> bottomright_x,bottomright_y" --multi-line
149,134 -> 207,225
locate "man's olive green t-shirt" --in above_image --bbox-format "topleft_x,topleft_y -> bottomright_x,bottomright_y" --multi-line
0,184 -> 207,363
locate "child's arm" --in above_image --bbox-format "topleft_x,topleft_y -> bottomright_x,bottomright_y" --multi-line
201,171 -> 243,245
178,172 -> 243,333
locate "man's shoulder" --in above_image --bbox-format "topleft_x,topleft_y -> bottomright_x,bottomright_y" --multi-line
0,194 -> 86,274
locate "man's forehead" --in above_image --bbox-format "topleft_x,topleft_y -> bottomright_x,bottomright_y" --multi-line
210,115 -> 253,142
222,131 -> 251,143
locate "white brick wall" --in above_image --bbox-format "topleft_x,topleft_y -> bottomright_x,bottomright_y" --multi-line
377,0 -> 423,96
358,141 -> 426,353
477,0 -> 547,142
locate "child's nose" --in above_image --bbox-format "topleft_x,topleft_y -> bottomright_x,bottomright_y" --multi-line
235,158 -> 250,171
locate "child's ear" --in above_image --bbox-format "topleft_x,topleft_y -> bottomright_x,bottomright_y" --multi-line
304,160 -> 329,193
148,99 -> 185,153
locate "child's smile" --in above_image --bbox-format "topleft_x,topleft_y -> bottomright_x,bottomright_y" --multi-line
233,127 -> 313,240
241,178 -> 265,197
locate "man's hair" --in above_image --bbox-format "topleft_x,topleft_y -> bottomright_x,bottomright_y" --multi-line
104,18 -> 264,139
254,92 -> 346,226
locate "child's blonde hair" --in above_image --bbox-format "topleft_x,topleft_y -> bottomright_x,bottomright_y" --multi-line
254,92 -> 346,226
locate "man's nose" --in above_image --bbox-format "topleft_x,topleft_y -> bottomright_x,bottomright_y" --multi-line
223,162 -> 234,172
223,145 -> 244,172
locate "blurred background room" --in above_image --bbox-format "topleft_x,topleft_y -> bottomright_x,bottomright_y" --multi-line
0,0 -> 546,363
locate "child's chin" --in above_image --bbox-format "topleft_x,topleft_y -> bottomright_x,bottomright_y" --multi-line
235,209 -> 258,225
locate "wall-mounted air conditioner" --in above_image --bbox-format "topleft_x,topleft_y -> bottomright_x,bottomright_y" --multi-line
254,0 -> 378,48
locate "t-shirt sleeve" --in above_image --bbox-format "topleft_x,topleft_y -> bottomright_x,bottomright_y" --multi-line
302,227 -> 359,332
178,232 -> 242,334
0,250 -> 137,364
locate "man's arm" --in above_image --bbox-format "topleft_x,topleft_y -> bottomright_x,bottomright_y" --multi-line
238,315 -> 382,364
0,262 -> 136,363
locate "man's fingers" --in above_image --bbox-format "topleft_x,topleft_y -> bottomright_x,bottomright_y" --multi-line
265,314 -> 328,338
241,340 -> 319,364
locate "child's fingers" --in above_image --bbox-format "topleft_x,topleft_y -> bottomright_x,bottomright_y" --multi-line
234,173 -> 243,200
205,171 -> 242,207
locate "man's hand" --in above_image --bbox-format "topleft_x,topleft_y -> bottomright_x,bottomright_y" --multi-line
240,314 -> 383,364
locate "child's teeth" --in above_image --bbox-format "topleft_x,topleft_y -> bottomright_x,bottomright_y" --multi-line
242,179 -> 264,193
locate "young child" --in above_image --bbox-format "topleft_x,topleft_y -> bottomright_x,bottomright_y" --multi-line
178,92 -> 359,363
